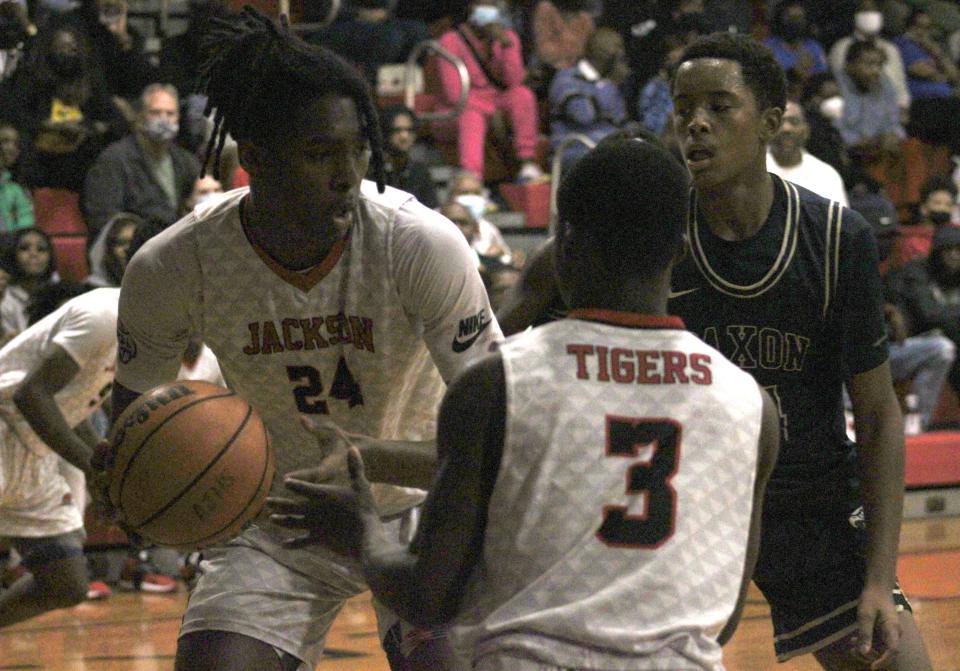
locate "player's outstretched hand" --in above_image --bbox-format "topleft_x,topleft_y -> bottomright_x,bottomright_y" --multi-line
88,439 -> 146,547
294,416 -> 363,485
269,447 -> 380,557
852,583 -> 901,669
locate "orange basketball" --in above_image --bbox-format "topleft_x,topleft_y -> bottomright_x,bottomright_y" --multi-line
107,380 -> 275,550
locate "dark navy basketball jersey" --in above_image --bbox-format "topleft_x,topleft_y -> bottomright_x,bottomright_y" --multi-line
669,175 -> 888,497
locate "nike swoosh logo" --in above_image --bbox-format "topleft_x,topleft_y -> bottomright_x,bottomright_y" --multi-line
873,334 -> 888,347
452,319 -> 493,353
668,288 -> 700,299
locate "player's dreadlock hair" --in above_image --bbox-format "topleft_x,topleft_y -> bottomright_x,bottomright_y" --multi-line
197,5 -> 385,191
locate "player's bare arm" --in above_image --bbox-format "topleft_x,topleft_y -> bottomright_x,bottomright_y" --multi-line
846,360 -> 906,664
273,353 -> 506,629
14,344 -> 95,475
291,417 -> 438,490
718,386 -> 780,646
495,237 -> 559,336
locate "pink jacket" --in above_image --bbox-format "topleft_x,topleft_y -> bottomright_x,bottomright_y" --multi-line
437,25 -> 527,105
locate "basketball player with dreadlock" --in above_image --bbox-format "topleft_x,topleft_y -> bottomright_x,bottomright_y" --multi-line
98,7 -> 500,671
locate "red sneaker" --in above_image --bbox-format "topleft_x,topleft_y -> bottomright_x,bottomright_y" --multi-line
86,581 -> 113,600
118,558 -> 178,593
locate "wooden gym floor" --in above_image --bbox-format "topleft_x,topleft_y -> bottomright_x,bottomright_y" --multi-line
2,516 -> 958,671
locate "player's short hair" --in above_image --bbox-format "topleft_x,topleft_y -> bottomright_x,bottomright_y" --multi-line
845,39 -> 884,65
557,137 -> 688,280
675,32 -> 787,113
139,83 -> 179,111
197,5 -> 385,190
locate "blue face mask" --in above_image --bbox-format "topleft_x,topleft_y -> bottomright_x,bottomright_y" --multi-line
470,5 -> 501,27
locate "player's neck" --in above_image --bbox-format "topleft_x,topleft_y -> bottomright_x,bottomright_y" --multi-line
241,194 -> 346,271
696,171 -> 775,242
569,277 -> 670,317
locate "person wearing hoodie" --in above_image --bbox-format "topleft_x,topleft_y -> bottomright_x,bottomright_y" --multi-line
887,224 -> 960,399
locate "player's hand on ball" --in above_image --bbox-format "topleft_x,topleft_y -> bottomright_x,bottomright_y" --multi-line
88,439 -> 145,547
269,447 -> 379,557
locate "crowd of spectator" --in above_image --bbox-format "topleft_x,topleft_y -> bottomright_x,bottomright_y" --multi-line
2,0 -> 960,419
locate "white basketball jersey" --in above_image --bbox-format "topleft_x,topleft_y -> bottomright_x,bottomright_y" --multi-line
117,183 -> 501,540
0,288 -> 119,457
451,311 -> 763,671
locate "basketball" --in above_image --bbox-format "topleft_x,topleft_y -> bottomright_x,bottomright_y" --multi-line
107,380 -> 275,550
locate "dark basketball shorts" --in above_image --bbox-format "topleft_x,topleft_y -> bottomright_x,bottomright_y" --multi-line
6,528 -> 86,571
753,502 -> 911,662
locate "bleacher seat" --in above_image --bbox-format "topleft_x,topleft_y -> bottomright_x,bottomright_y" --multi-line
499,181 -> 551,228
52,235 -> 89,282
31,187 -> 87,235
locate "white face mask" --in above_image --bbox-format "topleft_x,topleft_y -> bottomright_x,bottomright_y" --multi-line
854,11 -> 884,36
455,194 -> 488,222
470,4 -> 501,27
819,96 -> 845,120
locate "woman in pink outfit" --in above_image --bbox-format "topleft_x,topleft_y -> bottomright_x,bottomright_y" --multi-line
437,2 -> 542,181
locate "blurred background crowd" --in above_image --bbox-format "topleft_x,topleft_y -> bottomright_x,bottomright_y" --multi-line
2,0 -> 960,423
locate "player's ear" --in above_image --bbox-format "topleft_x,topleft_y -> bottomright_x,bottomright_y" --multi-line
760,105 -> 783,143
237,141 -> 264,179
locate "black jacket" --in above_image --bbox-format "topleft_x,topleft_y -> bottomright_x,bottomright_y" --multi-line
82,134 -> 200,239
885,225 -> 960,341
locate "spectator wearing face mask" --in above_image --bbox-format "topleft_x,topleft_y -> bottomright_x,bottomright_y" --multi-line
890,175 -> 959,269
82,83 -> 200,240
829,0 -> 910,114
437,1 -> 544,182
448,170 -> 514,266
548,27 -> 628,172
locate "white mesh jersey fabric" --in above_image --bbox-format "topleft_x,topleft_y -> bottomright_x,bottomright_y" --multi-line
452,318 -> 764,671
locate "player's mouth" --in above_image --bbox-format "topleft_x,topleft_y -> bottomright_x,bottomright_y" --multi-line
685,146 -> 714,171
331,199 -> 357,227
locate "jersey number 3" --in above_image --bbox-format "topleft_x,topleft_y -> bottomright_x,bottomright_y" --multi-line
597,417 -> 681,549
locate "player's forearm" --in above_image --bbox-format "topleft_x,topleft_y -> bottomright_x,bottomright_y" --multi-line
856,402 -> 906,586
14,383 -> 93,474
357,438 -> 437,490
364,546 -> 457,629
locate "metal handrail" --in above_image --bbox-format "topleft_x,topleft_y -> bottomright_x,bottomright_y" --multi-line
404,40 -> 470,122
549,134 -> 597,234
